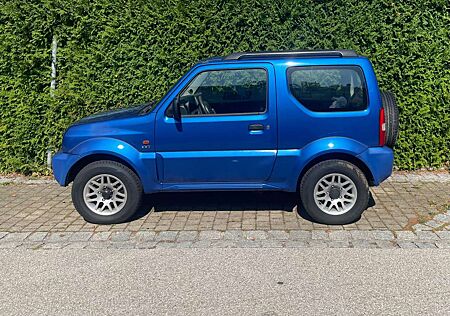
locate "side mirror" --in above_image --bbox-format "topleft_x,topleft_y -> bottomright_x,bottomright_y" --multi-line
172,96 -> 181,120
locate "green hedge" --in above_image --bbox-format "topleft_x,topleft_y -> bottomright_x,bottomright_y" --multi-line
1,0 -> 449,174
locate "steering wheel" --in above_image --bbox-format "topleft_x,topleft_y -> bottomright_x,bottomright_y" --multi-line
196,94 -> 215,115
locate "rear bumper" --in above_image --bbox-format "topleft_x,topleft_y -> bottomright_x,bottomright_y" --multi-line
357,146 -> 394,186
52,151 -> 80,186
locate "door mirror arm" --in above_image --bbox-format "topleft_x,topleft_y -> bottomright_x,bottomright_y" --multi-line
172,95 -> 181,120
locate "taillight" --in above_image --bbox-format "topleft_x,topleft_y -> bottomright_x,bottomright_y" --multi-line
379,107 -> 386,146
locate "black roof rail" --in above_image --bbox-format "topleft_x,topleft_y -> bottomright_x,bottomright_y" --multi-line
223,50 -> 358,60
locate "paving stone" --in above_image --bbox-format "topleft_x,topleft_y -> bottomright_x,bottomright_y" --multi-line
209,240 -> 237,248
307,240 -> 328,248
134,231 -> 156,242
244,230 -> 268,240
156,242 -> 177,248
372,230 -> 394,241
433,214 -> 450,223
84,242 -> 110,249
110,232 -> 132,242
329,231 -> 351,241
69,232 -> 93,242
1,174 -> 450,245
311,231 -> 329,240
155,231 -> 178,242
395,231 -> 417,241
236,240 -> 262,248
191,240 -> 212,248
173,241 -> 194,248
21,242 -> 43,250
434,241 -> 450,249
27,232 -> 48,242
328,241 -> 350,248
2,232 -> 30,242
259,240 -> 284,248
65,242 -> 89,249
289,230 -> 311,240
375,240 -> 397,249
0,242 -> 21,249
108,242 -> 136,249
46,232 -> 72,243
199,230 -> 223,240
223,230 -> 243,240
285,240 -> 308,248
414,242 -> 437,249
268,230 -> 289,240
424,220 -> 441,229
436,231 -> 450,240
412,224 -> 432,231
90,232 -> 111,242
350,231 -> 371,240
397,241 -> 418,249
176,231 -> 197,241
352,240 -> 376,248
416,231 -> 439,241
42,243 -> 67,249
136,242 -> 157,249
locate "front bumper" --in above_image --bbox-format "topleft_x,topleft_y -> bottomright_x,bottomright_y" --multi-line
357,146 -> 394,186
52,151 -> 81,186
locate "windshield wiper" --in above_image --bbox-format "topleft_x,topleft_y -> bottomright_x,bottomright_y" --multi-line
139,100 -> 157,114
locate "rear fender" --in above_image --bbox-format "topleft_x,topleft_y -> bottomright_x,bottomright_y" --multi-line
271,137 -> 368,191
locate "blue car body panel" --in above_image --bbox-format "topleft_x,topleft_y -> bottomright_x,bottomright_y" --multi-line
52,152 -> 81,186
52,54 -> 394,194
155,62 -> 278,184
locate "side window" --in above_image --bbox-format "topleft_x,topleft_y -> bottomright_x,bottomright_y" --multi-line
287,66 -> 368,112
175,68 -> 267,116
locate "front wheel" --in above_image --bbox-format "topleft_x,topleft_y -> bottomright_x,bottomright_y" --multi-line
300,160 -> 369,225
72,160 -> 143,224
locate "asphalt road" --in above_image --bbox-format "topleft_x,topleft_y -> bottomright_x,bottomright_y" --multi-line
1,249 -> 449,315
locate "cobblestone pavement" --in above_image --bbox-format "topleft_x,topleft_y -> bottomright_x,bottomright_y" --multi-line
0,172 -> 449,249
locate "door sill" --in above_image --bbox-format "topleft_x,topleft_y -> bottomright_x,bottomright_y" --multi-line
161,182 -> 282,192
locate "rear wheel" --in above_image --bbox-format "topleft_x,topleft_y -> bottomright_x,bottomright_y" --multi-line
300,160 -> 369,225
72,160 -> 143,224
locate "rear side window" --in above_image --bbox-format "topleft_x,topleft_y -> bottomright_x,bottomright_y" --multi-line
287,66 -> 368,112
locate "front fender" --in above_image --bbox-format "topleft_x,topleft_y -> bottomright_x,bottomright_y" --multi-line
270,137 -> 368,191
68,138 -> 159,193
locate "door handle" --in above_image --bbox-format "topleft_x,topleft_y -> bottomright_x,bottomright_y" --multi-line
248,123 -> 264,131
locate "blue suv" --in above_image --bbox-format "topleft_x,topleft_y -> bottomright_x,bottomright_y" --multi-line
52,50 -> 399,225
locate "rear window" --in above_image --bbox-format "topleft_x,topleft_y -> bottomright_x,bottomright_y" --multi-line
287,66 -> 368,112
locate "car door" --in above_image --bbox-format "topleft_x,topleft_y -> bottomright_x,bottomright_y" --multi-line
154,63 -> 277,184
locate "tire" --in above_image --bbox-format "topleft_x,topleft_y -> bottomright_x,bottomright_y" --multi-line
380,91 -> 399,148
72,160 -> 143,224
300,160 -> 369,225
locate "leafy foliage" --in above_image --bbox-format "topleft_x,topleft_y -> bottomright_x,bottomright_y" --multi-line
1,0 -> 449,173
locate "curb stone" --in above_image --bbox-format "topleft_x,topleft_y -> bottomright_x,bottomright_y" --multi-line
27,232 -> 48,242
90,232 -> 111,242
46,232 -> 72,243
2,232 -> 31,242
0,229 -> 447,250
395,231 -> 417,241
110,231 -> 132,242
